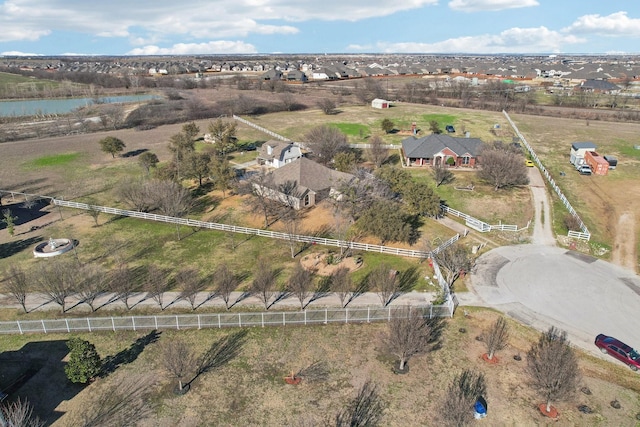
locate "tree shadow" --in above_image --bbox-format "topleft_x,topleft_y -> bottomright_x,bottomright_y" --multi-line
383,153 -> 400,166
386,266 -> 421,306
121,148 -> 148,158
268,290 -> 292,309
305,275 -> 332,308
424,315 -> 447,352
0,198 -> 51,230
0,339 -> 81,425
228,289 -> 252,309
99,330 -> 162,378
346,275 -> 370,307
0,236 -> 43,259
188,330 -> 248,387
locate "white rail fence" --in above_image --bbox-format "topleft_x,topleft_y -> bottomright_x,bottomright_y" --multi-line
233,114 -> 291,142
503,111 -> 590,241
441,205 -> 528,233
51,199 -> 460,259
0,304 -> 455,335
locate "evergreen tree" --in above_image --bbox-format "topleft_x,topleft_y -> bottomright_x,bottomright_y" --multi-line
65,337 -> 102,384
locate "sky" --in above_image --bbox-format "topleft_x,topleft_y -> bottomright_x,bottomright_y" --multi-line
1,0 -> 640,56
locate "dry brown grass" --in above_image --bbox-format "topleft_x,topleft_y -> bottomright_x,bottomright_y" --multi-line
2,309 -> 639,426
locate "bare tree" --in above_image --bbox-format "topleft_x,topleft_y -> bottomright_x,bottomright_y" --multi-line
77,264 -> 108,312
431,163 -> 454,187
367,135 -> 388,168
101,104 -> 125,130
369,263 -> 398,307
274,180 -> 305,258
317,98 -> 337,115
109,263 -> 140,310
86,203 -> 101,227
144,264 -> 172,310
430,242 -> 473,293
382,306 -> 439,371
334,379 -> 385,427
176,267 -> 205,310
150,180 -> 192,240
484,316 -> 510,361
330,266 -> 352,308
0,398 -> 45,427
115,179 -> 153,212
288,262 -> 314,309
214,263 -> 238,310
243,168 -> 278,228
161,337 -> 196,393
73,373 -> 157,427
252,257 -> 279,310
304,125 -> 348,165
2,265 -> 30,312
478,141 -> 529,191
438,369 -> 487,427
526,326 -> 581,414
34,258 -> 76,313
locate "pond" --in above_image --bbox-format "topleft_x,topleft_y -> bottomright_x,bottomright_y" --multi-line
0,94 -> 159,117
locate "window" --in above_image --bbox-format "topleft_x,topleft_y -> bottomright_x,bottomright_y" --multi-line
304,194 -> 310,206
462,156 -> 470,165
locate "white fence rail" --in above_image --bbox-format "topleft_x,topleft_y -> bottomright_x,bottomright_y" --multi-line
441,205 -> 527,233
51,199 -> 454,259
503,111 -> 590,241
349,143 -> 398,149
233,114 -> 291,142
0,304 -> 455,335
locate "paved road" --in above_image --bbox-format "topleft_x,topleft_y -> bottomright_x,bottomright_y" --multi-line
460,165 -> 640,360
465,245 -> 640,356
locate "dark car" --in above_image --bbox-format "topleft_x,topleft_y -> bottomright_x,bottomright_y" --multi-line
445,125 -> 455,133
594,334 -> 640,371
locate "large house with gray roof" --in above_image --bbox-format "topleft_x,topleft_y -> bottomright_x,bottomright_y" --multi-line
401,134 -> 484,168
255,157 -> 355,209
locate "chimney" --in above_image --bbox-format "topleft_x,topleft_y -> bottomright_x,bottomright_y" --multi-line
267,145 -> 273,155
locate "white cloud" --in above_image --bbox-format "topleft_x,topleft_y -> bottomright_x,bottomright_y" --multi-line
366,27 -> 584,54
346,44 -> 374,51
563,11 -> 640,37
127,41 -> 258,55
0,28 -> 51,43
449,0 -> 538,12
0,0 -> 437,45
1,51 -> 43,56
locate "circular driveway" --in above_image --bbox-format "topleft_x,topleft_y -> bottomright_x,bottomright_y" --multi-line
467,244 -> 640,356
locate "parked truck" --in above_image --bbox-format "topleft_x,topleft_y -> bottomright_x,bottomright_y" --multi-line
584,150 -> 609,175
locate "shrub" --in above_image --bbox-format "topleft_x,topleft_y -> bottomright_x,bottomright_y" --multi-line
64,338 -> 102,384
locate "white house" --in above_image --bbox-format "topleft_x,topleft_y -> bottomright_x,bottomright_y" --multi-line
257,141 -> 304,168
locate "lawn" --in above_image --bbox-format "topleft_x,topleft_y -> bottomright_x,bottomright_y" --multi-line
1,308 -> 639,426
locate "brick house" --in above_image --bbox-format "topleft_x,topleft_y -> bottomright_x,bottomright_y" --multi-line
401,134 -> 484,167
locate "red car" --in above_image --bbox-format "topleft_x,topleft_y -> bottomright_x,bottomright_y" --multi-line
594,334 -> 640,371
